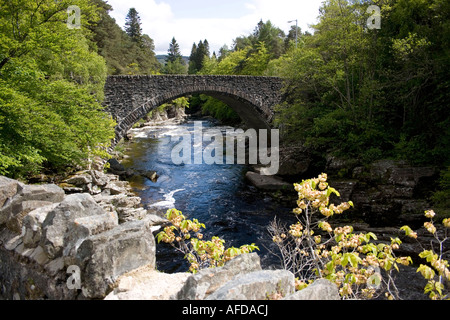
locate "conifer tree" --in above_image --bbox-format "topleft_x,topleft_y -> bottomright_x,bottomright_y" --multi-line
167,37 -> 182,63
125,8 -> 143,45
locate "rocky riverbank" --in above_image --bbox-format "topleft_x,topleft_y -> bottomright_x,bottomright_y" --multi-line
0,170 -> 343,300
1,165 -> 445,300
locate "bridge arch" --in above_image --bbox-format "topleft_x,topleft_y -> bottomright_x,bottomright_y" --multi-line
103,75 -> 284,146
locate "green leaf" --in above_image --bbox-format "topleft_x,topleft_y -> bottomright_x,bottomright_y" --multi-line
156,232 -> 165,243
326,261 -> 335,274
367,232 -> 378,241
400,226 -> 414,237
417,264 -> 435,280
419,250 -> 438,263
344,273 -> 356,284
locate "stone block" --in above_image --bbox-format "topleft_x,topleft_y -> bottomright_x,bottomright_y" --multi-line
206,269 -> 295,300
75,219 -> 156,299
40,193 -> 107,259
283,279 -> 340,300
177,253 -> 262,300
23,203 -> 59,248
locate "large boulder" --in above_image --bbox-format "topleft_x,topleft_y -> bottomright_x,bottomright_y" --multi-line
283,279 -> 340,300
177,253 -> 262,300
206,269 -> 295,300
105,268 -> 190,300
0,176 -> 23,209
40,193 -> 112,259
0,182 -> 65,233
75,219 -> 157,299
277,146 -> 312,176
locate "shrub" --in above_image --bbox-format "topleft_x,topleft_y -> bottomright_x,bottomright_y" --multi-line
157,208 -> 259,273
402,210 -> 450,300
269,174 -> 413,299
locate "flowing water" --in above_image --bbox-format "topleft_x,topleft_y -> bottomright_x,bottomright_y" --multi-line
122,119 -> 295,273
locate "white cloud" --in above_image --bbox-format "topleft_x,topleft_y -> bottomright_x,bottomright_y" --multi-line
106,0 -> 324,56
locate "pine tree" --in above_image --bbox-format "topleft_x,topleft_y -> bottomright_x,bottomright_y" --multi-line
164,37 -> 186,74
125,8 -> 142,45
188,43 -> 198,74
167,37 -> 182,63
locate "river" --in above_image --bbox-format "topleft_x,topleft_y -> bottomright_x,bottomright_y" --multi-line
121,119 -> 295,273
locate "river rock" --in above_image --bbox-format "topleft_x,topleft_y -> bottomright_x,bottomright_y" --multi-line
64,173 -> 92,187
176,253 -> 262,300
283,279 -> 340,300
277,146 -> 312,176
245,172 -> 292,191
107,158 -> 126,175
89,170 -> 110,187
206,269 -> 295,300
75,219 -> 156,299
40,193 -> 108,259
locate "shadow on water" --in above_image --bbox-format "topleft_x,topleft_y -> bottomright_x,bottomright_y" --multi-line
122,120 -> 295,273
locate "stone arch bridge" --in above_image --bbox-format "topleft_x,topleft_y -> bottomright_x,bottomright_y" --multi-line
103,75 -> 284,145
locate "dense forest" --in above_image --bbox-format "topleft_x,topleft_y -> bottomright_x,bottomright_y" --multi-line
0,0 -> 448,210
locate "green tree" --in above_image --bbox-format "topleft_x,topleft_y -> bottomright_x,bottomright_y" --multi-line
167,37 -> 182,63
125,8 -> 142,45
0,0 -> 116,178
188,43 -> 198,74
272,0 -> 449,168
164,37 -> 186,74
89,1 -> 159,75
188,40 -> 210,74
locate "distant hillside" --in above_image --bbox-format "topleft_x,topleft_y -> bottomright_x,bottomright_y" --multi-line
156,55 -> 190,66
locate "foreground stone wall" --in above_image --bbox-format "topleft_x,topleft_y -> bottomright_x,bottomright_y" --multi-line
103,75 -> 284,145
0,173 -> 161,300
0,172 -> 341,301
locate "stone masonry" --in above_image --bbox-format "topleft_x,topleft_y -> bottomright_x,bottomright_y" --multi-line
103,75 -> 284,146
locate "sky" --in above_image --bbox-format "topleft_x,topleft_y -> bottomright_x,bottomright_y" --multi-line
105,0 -> 325,56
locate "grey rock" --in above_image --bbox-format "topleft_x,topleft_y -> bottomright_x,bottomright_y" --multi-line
245,172 -> 291,191
75,219 -> 156,299
23,203 -> 59,248
20,184 -> 65,203
64,173 -> 92,187
1,183 -> 64,233
63,210 -> 119,258
105,269 -> 189,300
89,170 -> 110,187
0,176 -> 23,209
206,269 -> 295,300
116,207 -> 147,224
177,253 -> 262,300
40,193 -> 106,259
6,200 -> 54,233
283,279 -> 340,300
107,158 -> 125,175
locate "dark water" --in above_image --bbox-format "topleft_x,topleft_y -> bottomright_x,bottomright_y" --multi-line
122,120 -> 295,273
